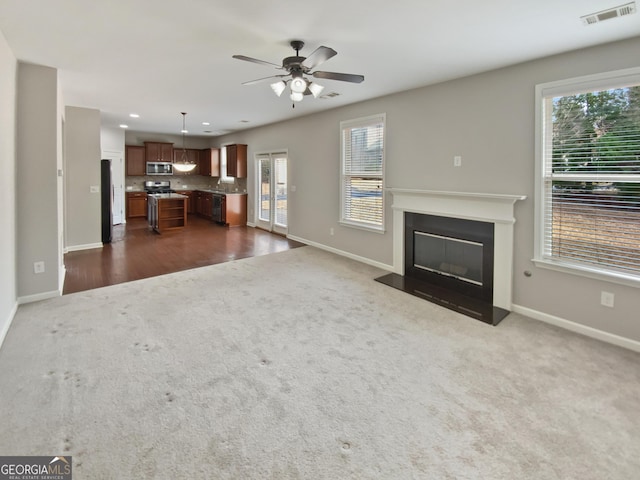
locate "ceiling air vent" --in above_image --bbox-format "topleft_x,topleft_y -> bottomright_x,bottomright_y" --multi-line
581,2 -> 636,25
319,92 -> 341,100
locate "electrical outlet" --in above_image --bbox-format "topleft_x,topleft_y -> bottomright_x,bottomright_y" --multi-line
601,291 -> 615,308
454,155 -> 462,167
34,261 -> 45,274
90,185 -> 100,193
330,228 -> 335,236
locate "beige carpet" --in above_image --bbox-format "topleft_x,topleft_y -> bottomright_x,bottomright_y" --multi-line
0,246 -> 638,479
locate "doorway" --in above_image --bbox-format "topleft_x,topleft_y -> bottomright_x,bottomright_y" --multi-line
101,150 -> 125,225
256,151 -> 288,235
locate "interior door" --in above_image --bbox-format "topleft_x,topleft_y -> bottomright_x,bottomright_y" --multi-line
256,152 -> 288,235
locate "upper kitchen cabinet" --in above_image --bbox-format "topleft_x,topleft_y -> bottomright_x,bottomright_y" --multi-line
172,148 -> 201,175
144,141 -> 173,162
125,145 -> 146,176
225,144 -> 247,178
200,148 -> 220,177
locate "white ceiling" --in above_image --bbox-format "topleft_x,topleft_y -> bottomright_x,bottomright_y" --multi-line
1,0 -> 639,137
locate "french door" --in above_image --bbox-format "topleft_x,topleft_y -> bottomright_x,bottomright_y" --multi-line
256,152 -> 288,235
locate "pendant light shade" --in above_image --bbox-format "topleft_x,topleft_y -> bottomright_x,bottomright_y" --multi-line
173,112 -> 197,173
308,82 -> 324,98
290,76 -> 307,94
290,91 -> 304,102
270,80 -> 286,97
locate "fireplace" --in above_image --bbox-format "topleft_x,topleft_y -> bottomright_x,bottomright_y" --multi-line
376,189 -> 526,325
405,212 -> 494,302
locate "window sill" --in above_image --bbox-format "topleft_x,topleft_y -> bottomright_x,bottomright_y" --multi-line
339,220 -> 386,234
532,258 -> 640,289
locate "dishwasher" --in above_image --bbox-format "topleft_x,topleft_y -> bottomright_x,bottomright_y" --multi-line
212,194 -> 225,223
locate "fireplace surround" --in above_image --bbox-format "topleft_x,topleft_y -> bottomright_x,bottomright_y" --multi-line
376,189 -> 526,325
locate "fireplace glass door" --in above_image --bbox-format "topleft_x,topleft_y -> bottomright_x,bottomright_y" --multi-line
413,232 -> 483,286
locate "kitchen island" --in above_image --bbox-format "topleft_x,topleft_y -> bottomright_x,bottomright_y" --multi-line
148,193 -> 188,233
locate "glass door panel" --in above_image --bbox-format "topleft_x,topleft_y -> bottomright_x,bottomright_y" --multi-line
256,152 -> 287,234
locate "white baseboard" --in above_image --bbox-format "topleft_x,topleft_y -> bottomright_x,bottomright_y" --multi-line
512,304 -> 640,353
64,242 -> 103,254
17,290 -> 60,305
287,234 -> 394,272
0,302 -> 18,351
246,221 -> 256,228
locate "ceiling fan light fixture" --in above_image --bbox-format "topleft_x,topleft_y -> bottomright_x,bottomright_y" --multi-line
270,80 -> 286,97
290,76 -> 307,94
308,82 -> 324,98
290,91 -> 304,102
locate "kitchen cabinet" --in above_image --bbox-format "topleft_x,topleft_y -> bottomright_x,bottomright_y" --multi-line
225,144 -> 247,178
172,148 -> 201,175
223,193 -> 248,227
195,191 -> 213,218
177,190 -> 195,214
200,148 -> 220,177
125,146 -> 146,176
148,194 -> 188,233
126,192 -> 148,218
144,142 -> 173,163
194,191 -> 203,215
201,192 -> 213,218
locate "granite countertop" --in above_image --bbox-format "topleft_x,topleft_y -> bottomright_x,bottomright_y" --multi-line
195,189 -> 247,195
148,193 -> 188,199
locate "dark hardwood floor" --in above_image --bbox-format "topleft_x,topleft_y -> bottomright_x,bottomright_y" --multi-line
63,215 -> 305,295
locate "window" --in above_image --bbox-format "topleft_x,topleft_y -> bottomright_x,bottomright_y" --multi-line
340,114 -> 385,232
219,146 -> 233,183
534,68 -> 640,286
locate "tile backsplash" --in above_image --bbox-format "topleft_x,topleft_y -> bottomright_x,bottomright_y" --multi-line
126,175 -> 247,193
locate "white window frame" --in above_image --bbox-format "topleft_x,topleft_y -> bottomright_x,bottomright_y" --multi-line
339,113 -> 386,233
219,145 -> 234,183
533,67 -> 640,288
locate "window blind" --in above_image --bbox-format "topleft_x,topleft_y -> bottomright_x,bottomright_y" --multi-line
541,84 -> 640,278
340,114 -> 385,230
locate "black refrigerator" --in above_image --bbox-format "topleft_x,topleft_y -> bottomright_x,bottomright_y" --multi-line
101,159 -> 112,243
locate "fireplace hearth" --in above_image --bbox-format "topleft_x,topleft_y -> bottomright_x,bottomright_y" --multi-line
375,189 -> 526,326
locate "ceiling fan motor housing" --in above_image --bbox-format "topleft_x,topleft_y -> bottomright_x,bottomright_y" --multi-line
282,56 -> 308,73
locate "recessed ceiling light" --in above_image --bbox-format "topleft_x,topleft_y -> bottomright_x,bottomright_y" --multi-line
119,124 -> 129,128
202,122 -> 210,126
129,113 -> 140,118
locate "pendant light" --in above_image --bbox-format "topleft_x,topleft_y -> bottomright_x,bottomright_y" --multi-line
173,112 -> 197,173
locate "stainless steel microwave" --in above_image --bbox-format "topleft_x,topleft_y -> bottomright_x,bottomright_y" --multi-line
146,162 -> 173,176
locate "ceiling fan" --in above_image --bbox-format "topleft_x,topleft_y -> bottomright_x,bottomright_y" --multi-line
232,40 -> 364,104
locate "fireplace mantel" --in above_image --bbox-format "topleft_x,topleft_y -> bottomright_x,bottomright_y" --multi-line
387,188 -> 526,310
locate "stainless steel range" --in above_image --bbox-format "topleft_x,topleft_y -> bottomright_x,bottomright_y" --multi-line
144,180 -> 175,194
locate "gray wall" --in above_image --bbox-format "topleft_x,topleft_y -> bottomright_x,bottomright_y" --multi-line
65,106 -> 102,249
16,63 -> 61,300
215,36 -> 640,343
0,29 -> 16,343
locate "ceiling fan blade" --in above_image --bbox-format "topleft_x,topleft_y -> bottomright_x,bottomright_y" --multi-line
301,46 -> 337,70
242,75 -> 287,86
232,54 -> 282,69
312,71 -> 364,83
